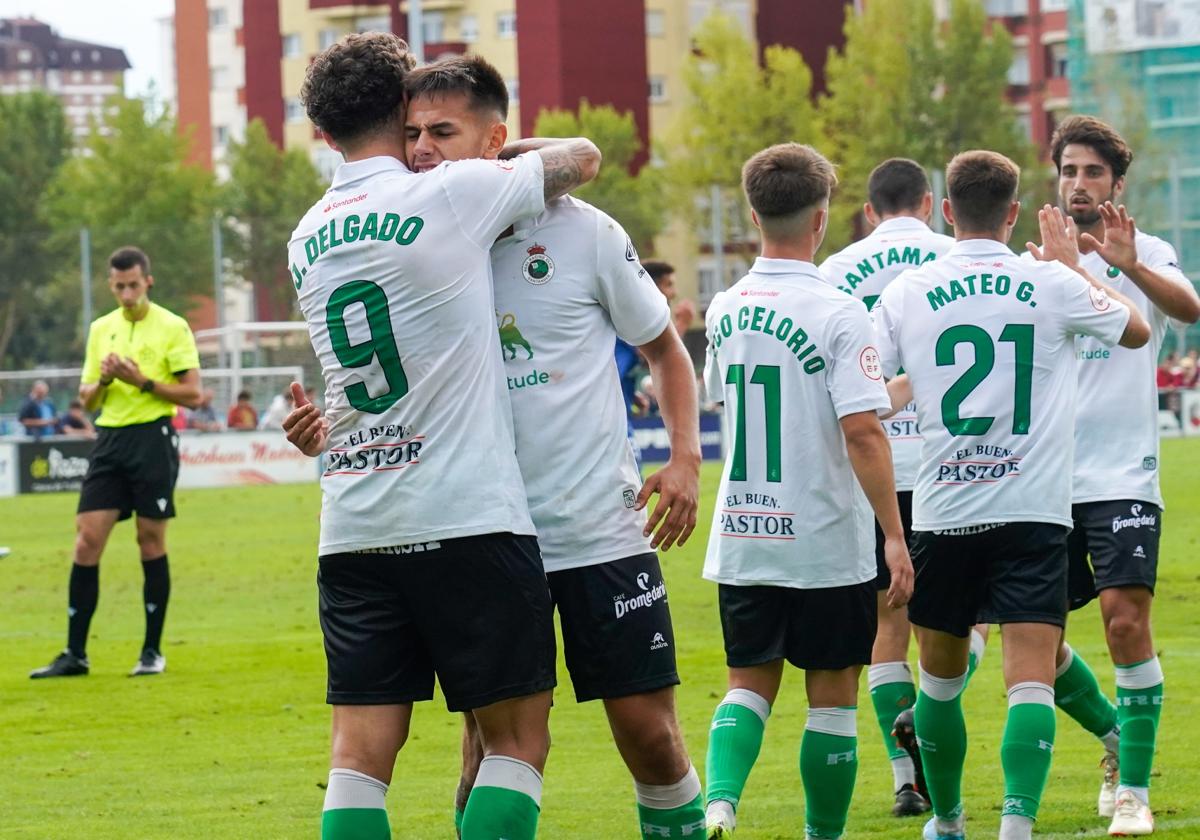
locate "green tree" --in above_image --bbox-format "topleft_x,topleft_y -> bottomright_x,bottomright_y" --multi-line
665,12 -> 822,244
533,101 -> 665,252
819,0 -> 1040,253
46,97 -> 217,329
220,119 -> 325,318
0,92 -> 72,366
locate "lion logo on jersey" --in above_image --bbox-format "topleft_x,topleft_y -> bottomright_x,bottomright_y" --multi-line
497,312 -> 534,360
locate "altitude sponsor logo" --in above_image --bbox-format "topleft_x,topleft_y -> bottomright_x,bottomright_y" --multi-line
324,424 -> 423,477
719,493 -> 795,540
1112,503 -> 1156,534
936,445 -> 1022,485
613,572 -> 667,619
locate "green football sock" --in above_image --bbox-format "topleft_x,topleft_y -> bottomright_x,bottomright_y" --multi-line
1000,683 -> 1056,821
461,756 -> 541,840
1054,644 -> 1118,739
867,663 -> 913,762
635,766 -> 705,839
800,708 -> 858,840
322,809 -> 390,839
915,668 -> 969,821
1116,657 -> 1165,790
454,806 -> 464,838
705,689 -> 770,810
322,768 -> 390,840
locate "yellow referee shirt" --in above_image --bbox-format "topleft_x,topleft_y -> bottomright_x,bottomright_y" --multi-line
81,303 -> 201,428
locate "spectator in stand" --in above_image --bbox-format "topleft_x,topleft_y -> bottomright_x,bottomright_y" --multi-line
187,389 -> 222,432
259,388 -> 295,430
226,391 -> 258,430
18,380 -> 57,439
1179,356 -> 1198,389
1157,352 -> 1178,389
57,400 -> 97,439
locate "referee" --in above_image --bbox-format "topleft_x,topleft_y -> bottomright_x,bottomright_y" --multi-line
31,246 -> 201,679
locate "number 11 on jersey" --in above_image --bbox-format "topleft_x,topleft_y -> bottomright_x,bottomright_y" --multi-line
725,364 -> 782,483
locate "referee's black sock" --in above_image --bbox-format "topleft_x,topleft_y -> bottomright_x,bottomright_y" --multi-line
67,564 -> 99,659
141,555 -> 170,654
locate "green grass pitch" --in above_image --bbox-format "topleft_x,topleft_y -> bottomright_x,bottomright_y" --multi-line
2,440 -> 1199,838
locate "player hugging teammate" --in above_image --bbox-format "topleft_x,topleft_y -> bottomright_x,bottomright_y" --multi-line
279,29 -> 1196,839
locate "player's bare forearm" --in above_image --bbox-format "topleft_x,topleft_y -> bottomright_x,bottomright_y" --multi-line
841,411 -> 902,539
1126,262 -> 1200,324
498,137 -> 562,159
537,139 -> 601,201
882,374 -> 912,419
636,325 -> 700,550
641,325 -> 701,468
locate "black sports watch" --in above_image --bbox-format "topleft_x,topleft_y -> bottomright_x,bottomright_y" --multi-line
140,379 -> 157,394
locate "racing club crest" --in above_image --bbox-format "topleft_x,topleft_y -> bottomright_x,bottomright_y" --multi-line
522,243 -> 555,285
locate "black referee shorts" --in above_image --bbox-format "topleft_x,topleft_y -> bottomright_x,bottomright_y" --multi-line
78,417 -> 180,521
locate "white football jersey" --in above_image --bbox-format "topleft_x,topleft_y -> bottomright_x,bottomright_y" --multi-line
287,154 -> 545,555
490,196 -> 670,571
820,217 -> 954,490
1071,233 -> 1191,507
702,258 -> 891,589
874,239 -> 1132,531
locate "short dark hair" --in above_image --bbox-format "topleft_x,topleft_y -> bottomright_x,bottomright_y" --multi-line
237,390 -> 251,401
68,399 -> 83,410
109,246 -> 149,275
301,32 -> 415,147
642,261 -> 675,286
404,54 -> 509,120
1050,115 -> 1133,179
742,144 -> 836,233
946,150 -> 1021,233
868,158 -> 930,216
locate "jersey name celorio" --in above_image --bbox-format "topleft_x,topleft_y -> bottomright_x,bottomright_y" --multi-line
703,258 -> 891,589
490,196 -> 669,571
820,217 -> 954,490
874,239 -> 1131,531
288,154 -> 545,554
1071,233 -> 1190,507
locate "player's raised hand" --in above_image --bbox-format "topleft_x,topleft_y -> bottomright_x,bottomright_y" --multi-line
1080,201 -> 1138,273
282,381 -> 328,457
883,536 -> 913,609
1028,204 -> 1080,268
636,458 -> 699,552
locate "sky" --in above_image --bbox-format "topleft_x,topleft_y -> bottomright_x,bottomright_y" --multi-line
0,0 -> 173,96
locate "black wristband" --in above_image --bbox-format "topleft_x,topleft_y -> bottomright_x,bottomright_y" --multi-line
140,379 -> 156,394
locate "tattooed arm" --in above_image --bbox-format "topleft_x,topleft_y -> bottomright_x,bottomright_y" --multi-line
499,137 -> 601,201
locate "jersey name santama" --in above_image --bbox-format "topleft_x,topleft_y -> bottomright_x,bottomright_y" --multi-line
288,154 -> 545,555
1071,233 -> 1191,507
703,258 -> 891,590
874,239 -> 1131,531
820,217 -> 954,490
490,196 -> 669,571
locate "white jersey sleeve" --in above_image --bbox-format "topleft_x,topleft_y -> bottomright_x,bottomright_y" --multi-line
1056,264 -> 1131,345
827,303 -> 891,418
593,215 -> 670,346
440,152 -> 545,248
702,296 -> 726,403
873,279 -> 906,379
